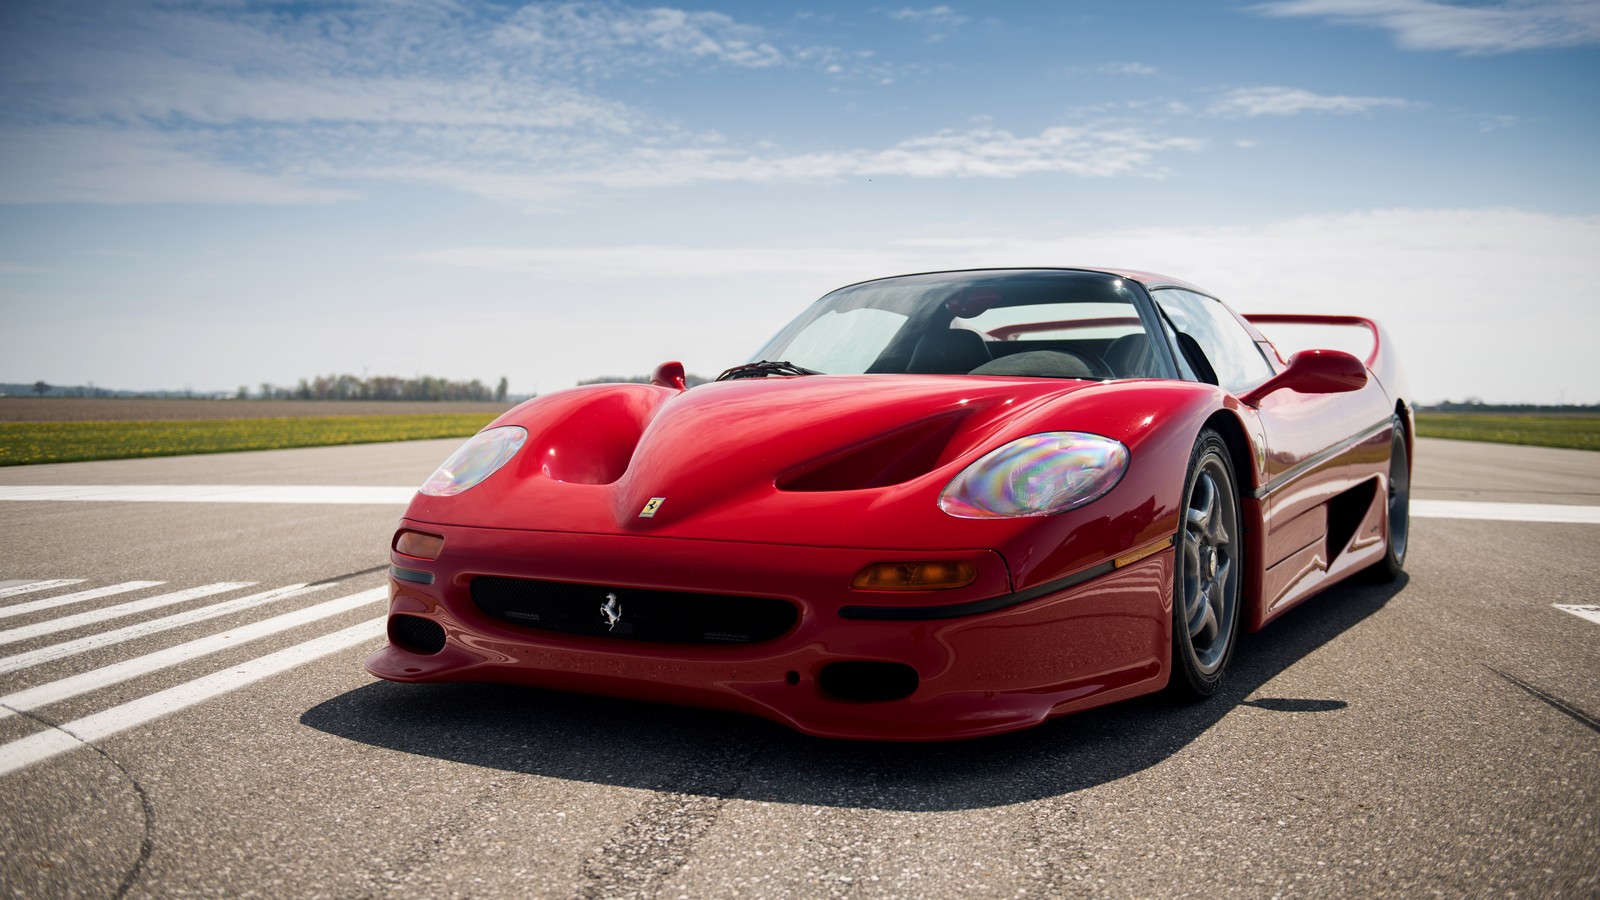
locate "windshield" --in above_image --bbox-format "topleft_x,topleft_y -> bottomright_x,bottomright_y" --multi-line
752,270 -> 1166,380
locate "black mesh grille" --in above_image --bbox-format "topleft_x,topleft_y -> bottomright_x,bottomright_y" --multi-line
389,614 -> 447,655
470,576 -> 798,644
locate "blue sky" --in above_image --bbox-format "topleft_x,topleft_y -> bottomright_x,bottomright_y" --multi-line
2,0 -> 1597,403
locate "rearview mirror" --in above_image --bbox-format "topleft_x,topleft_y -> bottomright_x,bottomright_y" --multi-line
1239,349 -> 1366,407
651,360 -> 689,391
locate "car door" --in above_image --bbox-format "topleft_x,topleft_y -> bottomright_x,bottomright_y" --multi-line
1149,288 -> 1393,611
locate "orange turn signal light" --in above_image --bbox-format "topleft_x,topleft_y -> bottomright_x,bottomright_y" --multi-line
394,529 -> 445,560
852,561 -> 978,591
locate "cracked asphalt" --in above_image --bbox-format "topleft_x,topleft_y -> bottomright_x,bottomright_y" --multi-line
0,437 -> 1596,898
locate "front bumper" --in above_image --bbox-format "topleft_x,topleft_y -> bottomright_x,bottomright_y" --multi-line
365,519 -> 1174,741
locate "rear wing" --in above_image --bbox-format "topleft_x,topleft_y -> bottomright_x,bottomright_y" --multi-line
1243,314 -> 1406,401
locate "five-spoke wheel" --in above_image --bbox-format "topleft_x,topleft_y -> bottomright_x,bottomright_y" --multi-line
1171,429 -> 1242,698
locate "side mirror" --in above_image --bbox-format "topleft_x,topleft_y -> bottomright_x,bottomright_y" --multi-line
651,360 -> 689,392
1239,349 -> 1366,407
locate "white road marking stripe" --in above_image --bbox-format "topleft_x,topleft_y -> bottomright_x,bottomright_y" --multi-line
1555,604 -> 1600,626
0,589 -> 385,720
1412,500 -> 1600,524
0,583 -> 332,676
0,582 -> 255,647
0,581 -> 165,620
0,579 -> 88,598
0,617 -> 386,777
0,484 -> 414,504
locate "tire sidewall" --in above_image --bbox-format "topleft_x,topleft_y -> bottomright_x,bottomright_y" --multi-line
1171,428 -> 1242,698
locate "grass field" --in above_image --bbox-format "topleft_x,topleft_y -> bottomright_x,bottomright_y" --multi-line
0,414 -> 498,466
1,407 -> 1594,467
1415,413 -> 1600,452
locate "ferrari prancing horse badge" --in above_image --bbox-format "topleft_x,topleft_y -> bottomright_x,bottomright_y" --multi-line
639,497 -> 665,518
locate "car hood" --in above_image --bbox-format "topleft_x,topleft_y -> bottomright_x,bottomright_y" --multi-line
406,374 -> 1171,552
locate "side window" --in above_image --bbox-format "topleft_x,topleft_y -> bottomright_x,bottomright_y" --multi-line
1152,289 -> 1275,395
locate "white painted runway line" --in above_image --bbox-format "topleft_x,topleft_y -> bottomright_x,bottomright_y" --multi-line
0,579 -> 87,599
1412,500 -> 1600,524
0,583 -> 328,676
0,484 -> 414,504
0,617 -> 386,777
3,485 -> 1600,523
0,580 -> 164,619
0,587 -> 385,720
1555,605 -> 1600,626
0,582 -> 255,646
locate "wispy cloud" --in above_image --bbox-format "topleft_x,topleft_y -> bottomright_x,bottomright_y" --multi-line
0,124 -> 352,205
1210,86 -> 1413,116
408,245 -> 899,281
492,2 -> 787,73
564,126 -> 1205,187
1097,62 -> 1159,75
886,5 -> 971,41
887,6 -> 971,27
407,208 -> 1600,401
1251,0 -> 1600,54
0,1 -> 1203,206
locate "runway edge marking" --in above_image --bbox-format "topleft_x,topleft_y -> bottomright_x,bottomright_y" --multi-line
0,587 -> 386,720
0,583 -> 329,676
0,581 -> 164,619
0,580 -> 87,599
1554,604 -> 1600,626
0,618 -> 386,778
0,582 -> 256,646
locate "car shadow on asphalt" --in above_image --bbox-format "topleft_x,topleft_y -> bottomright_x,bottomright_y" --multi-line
301,574 -> 1408,812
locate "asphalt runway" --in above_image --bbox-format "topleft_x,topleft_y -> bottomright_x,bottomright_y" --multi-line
0,437 -> 1595,898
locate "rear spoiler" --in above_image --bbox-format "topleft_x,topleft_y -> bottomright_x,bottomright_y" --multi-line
1243,314 -> 1405,402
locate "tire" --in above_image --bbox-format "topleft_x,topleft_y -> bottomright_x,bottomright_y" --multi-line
1170,428 -> 1243,699
1366,418 -> 1410,582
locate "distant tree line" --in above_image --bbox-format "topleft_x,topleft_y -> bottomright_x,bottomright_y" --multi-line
1,376 -> 513,402
1420,400 -> 1600,414
250,374 -> 511,402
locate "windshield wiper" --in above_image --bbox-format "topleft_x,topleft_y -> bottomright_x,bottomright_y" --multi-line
715,360 -> 822,381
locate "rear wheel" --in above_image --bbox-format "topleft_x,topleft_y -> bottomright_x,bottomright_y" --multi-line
1367,418 -> 1410,582
1170,429 -> 1242,699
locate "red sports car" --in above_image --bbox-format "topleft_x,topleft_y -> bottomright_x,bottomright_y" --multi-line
366,268 -> 1411,740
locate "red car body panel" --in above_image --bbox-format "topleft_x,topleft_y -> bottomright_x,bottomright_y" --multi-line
366,268 -> 1411,740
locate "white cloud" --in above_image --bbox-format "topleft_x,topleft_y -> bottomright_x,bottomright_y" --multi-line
408,245 -> 902,281
0,125 -> 351,205
1097,62 -> 1159,75
569,126 -> 1205,188
888,6 -> 971,27
1251,0 -> 1600,54
492,2 -> 786,72
1211,86 -> 1413,116
11,1 -> 1155,206
408,209 -> 1600,403
886,5 -> 970,41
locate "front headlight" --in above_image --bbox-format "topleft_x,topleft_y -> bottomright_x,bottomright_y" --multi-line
419,426 -> 528,497
939,432 -> 1128,518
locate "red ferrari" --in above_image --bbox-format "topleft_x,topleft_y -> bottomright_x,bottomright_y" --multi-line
366,268 -> 1411,740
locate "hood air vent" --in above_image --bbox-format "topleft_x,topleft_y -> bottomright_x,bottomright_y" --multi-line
777,415 -> 961,492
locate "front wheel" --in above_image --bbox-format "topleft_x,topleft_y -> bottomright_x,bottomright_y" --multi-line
1170,429 -> 1243,699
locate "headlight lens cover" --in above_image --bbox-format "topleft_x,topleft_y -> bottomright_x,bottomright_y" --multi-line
419,426 -> 528,497
939,432 -> 1128,518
